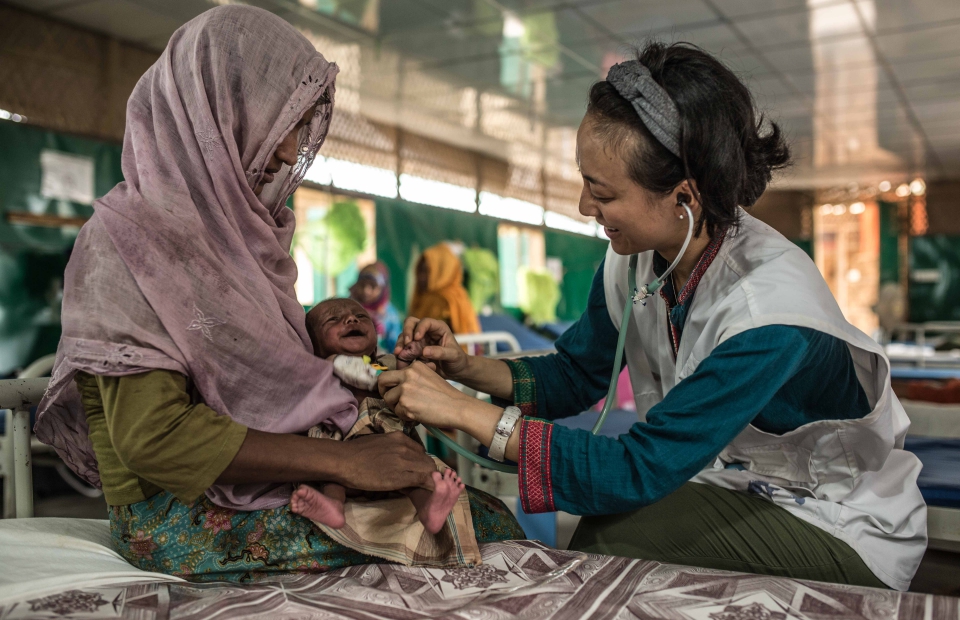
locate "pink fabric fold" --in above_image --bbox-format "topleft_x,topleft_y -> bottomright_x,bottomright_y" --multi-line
35,5 -> 359,511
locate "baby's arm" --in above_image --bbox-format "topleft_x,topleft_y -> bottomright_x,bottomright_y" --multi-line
331,355 -> 380,390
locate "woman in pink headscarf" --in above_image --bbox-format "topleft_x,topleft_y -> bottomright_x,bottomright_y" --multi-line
35,6 -> 522,582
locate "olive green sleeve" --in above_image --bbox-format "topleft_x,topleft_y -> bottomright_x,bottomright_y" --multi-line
97,370 -> 248,504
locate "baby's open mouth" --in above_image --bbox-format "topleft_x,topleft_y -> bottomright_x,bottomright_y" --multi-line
342,328 -> 366,338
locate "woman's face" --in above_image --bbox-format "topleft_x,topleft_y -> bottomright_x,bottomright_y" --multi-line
576,115 -> 690,256
354,280 -> 382,304
254,104 -> 318,197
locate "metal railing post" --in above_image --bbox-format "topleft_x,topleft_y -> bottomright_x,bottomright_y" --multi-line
12,407 -> 33,518
2,409 -> 14,518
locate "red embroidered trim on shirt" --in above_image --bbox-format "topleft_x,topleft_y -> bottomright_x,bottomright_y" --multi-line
677,229 -> 726,305
518,418 -> 555,513
660,230 -> 727,356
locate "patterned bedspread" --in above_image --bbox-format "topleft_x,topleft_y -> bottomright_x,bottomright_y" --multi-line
3,540 -> 957,619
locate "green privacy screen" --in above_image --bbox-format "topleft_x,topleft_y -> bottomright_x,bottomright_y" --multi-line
374,198 -> 500,313
375,197 -> 609,321
908,236 -> 960,323
544,229 -> 608,322
0,121 -> 122,373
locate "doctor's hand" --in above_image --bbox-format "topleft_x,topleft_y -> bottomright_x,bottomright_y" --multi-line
379,361 -> 471,429
394,316 -> 470,381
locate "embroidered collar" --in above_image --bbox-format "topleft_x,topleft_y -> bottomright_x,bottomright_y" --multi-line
654,229 -> 726,307
653,230 -> 726,356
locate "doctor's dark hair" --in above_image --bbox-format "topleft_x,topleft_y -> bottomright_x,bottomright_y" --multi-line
587,42 -> 790,237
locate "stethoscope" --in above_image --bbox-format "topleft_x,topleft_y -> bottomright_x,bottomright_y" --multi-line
426,202 -> 696,474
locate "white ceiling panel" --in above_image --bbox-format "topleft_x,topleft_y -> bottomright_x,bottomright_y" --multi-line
51,0 -> 182,45
9,0 -> 960,185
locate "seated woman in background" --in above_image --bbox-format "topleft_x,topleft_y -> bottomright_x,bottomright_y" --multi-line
349,262 -> 402,353
408,244 -> 480,335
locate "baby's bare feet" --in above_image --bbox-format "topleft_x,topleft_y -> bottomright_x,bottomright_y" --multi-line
418,469 -> 465,534
290,485 -> 346,529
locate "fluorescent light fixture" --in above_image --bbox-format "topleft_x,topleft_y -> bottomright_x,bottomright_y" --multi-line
479,191 -> 543,225
910,179 -> 926,196
849,202 -> 865,214
0,108 -> 26,123
544,211 -> 597,236
895,183 -> 910,198
820,204 -> 833,215
878,180 -> 891,192
399,174 -> 477,213
304,156 -> 397,198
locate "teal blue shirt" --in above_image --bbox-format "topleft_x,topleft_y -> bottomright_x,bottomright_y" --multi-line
518,258 -> 872,516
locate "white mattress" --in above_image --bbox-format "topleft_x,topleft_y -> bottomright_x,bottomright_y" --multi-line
0,518 -> 182,606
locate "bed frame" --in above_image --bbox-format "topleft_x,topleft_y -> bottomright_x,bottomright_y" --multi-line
0,378 -> 45,518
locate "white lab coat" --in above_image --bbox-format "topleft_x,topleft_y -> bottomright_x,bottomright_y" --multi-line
603,211 -> 927,591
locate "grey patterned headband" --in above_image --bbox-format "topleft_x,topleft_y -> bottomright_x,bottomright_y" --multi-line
606,61 -> 682,158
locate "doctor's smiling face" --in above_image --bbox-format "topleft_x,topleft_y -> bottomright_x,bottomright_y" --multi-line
576,114 -> 698,258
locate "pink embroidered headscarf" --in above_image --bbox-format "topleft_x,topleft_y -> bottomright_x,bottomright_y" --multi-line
35,5 -> 358,510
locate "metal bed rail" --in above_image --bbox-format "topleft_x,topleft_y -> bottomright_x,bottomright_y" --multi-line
0,378 -> 48,518
888,322 -> 960,369
454,331 -> 522,356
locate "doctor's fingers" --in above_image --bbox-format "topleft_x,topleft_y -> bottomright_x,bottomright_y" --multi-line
412,318 -> 454,344
381,384 -> 411,419
377,368 -> 408,394
397,316 -> 420,347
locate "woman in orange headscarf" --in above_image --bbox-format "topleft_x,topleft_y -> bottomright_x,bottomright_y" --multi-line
408,244 -> 480,334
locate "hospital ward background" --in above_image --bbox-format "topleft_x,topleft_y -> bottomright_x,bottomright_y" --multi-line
2,0 -> 960,616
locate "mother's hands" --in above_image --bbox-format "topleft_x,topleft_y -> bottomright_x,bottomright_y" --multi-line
336,432 -> 438,492
379,361 -> 471,429
394,317 -> 470,380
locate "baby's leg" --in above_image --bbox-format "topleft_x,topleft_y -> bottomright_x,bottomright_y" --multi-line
290,483 -> 346,529
407,469 -> 465,535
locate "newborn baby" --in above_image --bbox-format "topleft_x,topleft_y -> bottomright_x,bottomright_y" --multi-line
291,298 -> 463,535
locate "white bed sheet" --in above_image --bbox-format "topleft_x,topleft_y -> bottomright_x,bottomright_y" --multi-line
0,518 -> 181,606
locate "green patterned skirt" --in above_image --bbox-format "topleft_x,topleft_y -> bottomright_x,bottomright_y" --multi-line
109,487 -> 525,583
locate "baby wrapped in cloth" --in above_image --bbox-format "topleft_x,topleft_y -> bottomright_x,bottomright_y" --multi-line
294,298 -> 481,567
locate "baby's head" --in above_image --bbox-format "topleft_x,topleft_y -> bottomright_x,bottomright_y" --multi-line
306,298 -> 378,359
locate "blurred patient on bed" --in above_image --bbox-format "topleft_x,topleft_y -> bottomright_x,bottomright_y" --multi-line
291,298 -> 463,534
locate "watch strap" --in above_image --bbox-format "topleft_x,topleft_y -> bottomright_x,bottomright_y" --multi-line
488,406 -> 522,462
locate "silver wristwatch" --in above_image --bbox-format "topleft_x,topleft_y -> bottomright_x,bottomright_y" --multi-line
488,406 -> 522,462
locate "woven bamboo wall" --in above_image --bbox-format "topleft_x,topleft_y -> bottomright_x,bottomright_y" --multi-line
0,5 -> 158,143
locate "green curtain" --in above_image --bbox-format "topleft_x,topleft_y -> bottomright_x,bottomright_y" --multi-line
879,200 -> 900,285
790,238 -> 813,259
374,199 -> 499,313
908,236 -> 960,323
0,121 -> 123,373
544,229 -> 609,322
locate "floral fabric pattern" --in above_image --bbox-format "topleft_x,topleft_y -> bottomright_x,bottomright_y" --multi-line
110,488 -> 523,583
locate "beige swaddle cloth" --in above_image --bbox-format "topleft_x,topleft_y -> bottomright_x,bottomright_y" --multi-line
308,398 -> 481,567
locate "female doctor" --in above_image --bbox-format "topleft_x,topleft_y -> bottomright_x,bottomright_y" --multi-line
381,42 -> 927,591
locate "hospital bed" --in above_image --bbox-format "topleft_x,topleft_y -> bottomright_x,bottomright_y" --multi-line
900,397 -> 960,553
886,322 -> 960,369
1,384 -> 957,615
